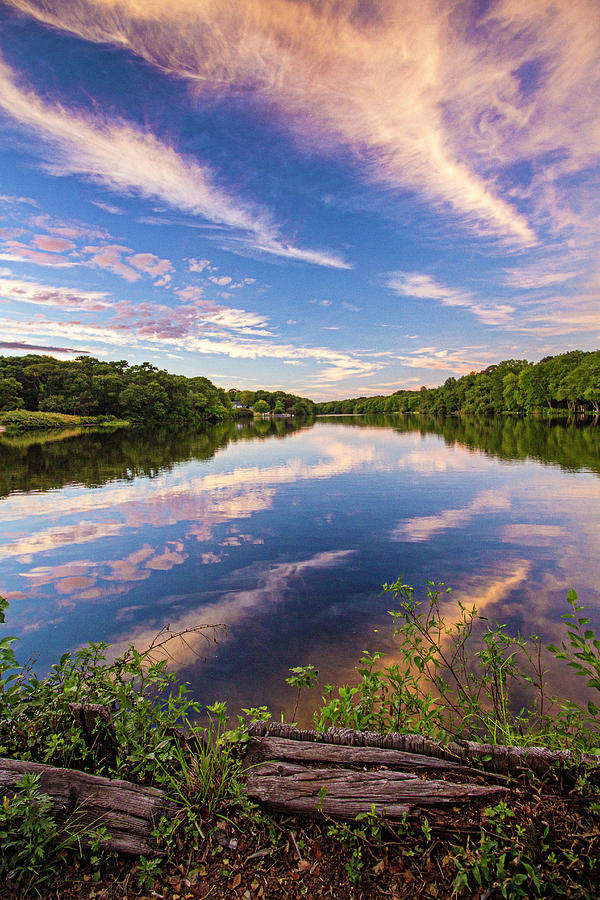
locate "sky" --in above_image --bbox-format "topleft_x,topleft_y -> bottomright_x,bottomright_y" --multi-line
0,0 -> 598,400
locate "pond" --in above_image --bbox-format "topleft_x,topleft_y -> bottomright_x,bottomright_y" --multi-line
1,414 -> 599,723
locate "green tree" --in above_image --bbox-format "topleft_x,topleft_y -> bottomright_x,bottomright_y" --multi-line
118,380 -> 170,424
0,376 -> 24,411
253,399 -> 270,416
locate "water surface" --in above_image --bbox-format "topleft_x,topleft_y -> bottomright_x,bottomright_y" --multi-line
1,415 -> 599,720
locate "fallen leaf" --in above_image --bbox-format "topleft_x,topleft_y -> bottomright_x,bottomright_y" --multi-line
231,872 -> 242,889
373,859 -> 386,875
187,866 -> 206,885
298,859 -> 311,872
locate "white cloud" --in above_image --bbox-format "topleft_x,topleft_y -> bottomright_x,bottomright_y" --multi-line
0,275 -> 111,311
0,53 -> 350,270
387,272 -> 515,327
4,0 -> 552,243
188,258 -> 211,273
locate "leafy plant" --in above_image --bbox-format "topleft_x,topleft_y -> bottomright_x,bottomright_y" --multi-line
452,800 -> 551,898
0,772 -> 89,897
311,578 -> 600,751
327,805 -> 384,885
135,856 -> 163,891
285,665 -> 318,722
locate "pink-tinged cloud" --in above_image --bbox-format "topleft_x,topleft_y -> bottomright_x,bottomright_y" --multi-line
29,215 -> 104,241
84,243 -> 141,282
188,258 -> 211,273
394,348 -> 488,376
175,286 -> 203,302
127,251 -> 174,280
0,240 -> 75,267
4,0 -> 563,244
0,275 -> 112,311
32,235 -> 75,252
0,306 -> 377,381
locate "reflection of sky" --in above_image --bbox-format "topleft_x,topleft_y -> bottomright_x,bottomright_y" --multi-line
1,421 -> 599,719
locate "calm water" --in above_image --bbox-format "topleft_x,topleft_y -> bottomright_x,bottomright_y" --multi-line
1,415 -> 600,721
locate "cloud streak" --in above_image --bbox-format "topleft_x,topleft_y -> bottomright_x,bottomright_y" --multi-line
1,0 -> 550,243
0,52 -> 350,269
0,275 -> 111,311
387,272 -> 515,327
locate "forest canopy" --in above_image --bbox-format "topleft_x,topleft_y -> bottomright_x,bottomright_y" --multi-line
1,350 -> 598,425
0,355 -> 231,425
0,354 -> 316,425
315,350 -> 600,417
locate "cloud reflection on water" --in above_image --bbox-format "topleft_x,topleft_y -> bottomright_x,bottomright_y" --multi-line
1,421 -> 600,720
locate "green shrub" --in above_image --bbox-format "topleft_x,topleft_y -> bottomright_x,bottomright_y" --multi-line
310,579 -> 600,751
0,772 -> 84,896
0,409 -> 84,431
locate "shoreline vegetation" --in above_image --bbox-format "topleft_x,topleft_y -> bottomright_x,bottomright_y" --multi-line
0,354 -> 315,432
2,350 -> 600,895
314,350 -> 600,417
1,349 -> 600,434
2,580 -> 600,897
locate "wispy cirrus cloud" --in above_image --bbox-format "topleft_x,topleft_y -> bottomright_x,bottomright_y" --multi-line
0,306 -> 377,381
0,338 -> 86,354
502,264 -> 578,291
2,0 -> 551,244
0,53 -> 350,269
387,272 -> 515,327
393,347 -> 489,377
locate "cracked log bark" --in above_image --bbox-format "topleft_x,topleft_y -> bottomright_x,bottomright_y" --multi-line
0,757 -> 177,857
244,736 -> 507,780
248,722 -> 599,777
244,758 -> 507,821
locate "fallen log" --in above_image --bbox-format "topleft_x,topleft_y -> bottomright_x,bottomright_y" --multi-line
248,722 -> 599,777
244,759 -> 507,821
245,736 -> 506,780
0,757 -> 177,857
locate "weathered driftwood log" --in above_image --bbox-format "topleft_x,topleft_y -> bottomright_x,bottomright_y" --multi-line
247,722 -> 599,777
68,702 -> 117,769
0,757 -> 177,857
245,736 -> 504,780
244,759 -> 507,821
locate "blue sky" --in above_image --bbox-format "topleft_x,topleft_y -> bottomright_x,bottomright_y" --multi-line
0,0 -> 598,399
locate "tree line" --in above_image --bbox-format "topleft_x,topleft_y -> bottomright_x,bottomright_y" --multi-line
0,355 -> 231,425
225,388 -> 315,417
0,354 -> 317,425
2,349 -> 597,425
315,350 -> 600,417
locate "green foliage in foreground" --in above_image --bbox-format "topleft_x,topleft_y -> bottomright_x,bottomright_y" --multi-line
305,579 -> 600,751
0,771 -> 109,896
0,596 -> 278,894
2,584 -> 600,896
